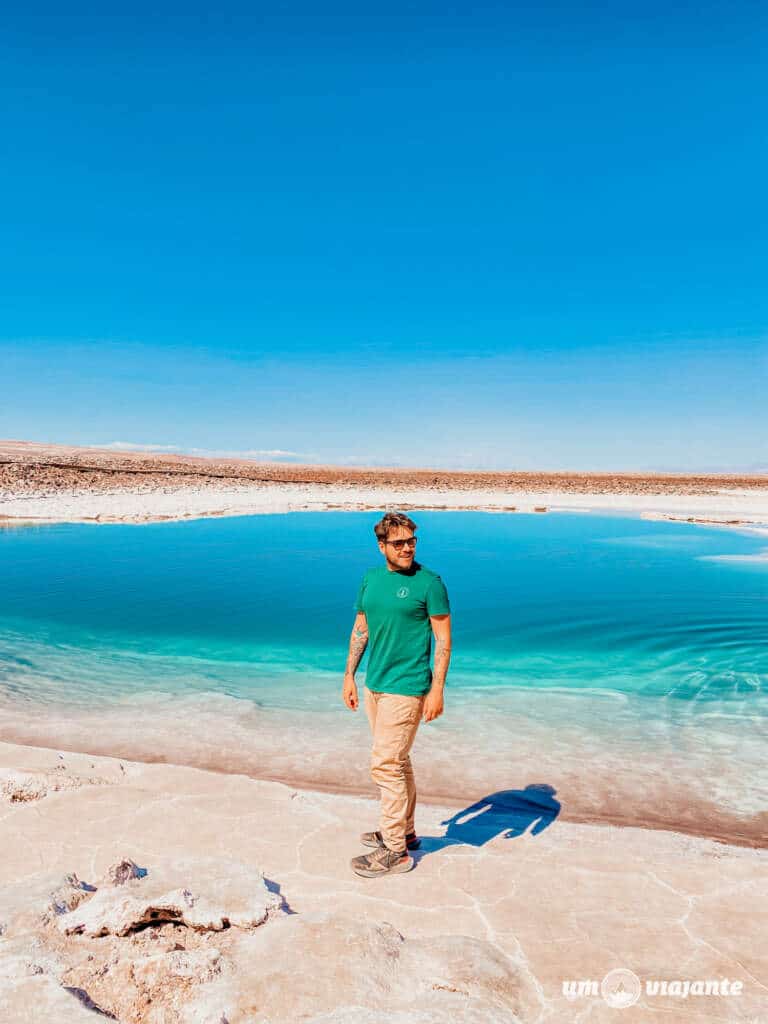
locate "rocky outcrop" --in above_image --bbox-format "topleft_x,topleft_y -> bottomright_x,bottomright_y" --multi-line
0,855 -> 284,1023
0,870 -> 96,936
60,856 -> 281,937
1,853 -> 538,1024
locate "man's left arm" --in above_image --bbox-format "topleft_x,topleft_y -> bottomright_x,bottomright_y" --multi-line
423,614 -> 451,722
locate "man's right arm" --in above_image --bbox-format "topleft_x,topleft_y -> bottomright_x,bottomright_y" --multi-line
342,612 -> 368,710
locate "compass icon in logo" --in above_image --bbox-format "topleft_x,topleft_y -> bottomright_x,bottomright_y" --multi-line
396,586 -> 410,599
600,969 -> 641,1009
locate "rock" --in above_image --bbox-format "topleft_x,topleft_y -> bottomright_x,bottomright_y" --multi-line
43,908 -> 538,1024
59,856 -> 281,937
56,939 -> 230,1024
0,772 -> 49,802
105,859 -> 145,886
131,946 -> 222,987
0,871 -> 96,936
47,875 -> 97,920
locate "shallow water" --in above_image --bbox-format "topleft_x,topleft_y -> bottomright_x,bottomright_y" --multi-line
1,511 -> 766,842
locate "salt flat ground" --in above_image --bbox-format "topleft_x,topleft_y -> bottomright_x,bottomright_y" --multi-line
0,740 -> 766,1023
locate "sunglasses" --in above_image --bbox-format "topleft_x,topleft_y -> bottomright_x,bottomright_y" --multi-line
385,536 -> 418,551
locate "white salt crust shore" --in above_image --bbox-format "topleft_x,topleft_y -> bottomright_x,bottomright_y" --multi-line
3,479 -> 768,536
1,740 -> 767,1023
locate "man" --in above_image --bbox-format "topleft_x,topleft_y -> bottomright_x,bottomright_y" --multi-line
342,511 -> 452,878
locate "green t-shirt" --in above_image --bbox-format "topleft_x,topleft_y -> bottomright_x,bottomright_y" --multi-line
354,561 -> 451,696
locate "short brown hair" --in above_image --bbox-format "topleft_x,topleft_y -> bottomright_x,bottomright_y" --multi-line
374,511 -> 418,542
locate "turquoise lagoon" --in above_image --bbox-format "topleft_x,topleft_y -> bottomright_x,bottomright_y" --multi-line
0,511 -> 766,843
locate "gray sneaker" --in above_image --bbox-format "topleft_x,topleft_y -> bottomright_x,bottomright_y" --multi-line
351,845 -> 415,878
360,829 -> 421,851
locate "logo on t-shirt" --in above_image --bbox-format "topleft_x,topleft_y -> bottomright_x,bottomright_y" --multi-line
396,586 -> 410,599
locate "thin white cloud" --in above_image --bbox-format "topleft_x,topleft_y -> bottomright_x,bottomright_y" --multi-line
97,442 -> 306,461
186,447 -> 304,460
80,443 -> 768,474
102,441 -> 181,452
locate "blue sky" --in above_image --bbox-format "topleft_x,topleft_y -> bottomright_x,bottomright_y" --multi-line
1,3 -> 766,471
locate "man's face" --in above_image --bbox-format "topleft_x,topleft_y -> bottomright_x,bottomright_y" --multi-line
378,526 -> 417,571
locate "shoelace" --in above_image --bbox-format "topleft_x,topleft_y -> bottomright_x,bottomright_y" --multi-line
377,846 -> 406,863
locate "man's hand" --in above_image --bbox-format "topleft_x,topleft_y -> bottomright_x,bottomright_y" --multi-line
342,674 -> 359,711
422,687 -> 444,723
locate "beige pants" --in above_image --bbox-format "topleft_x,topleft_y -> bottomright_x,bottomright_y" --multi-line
364,687 -> 425,853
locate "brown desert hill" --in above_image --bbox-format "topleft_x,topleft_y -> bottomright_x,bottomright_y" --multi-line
2,439 -> 767,497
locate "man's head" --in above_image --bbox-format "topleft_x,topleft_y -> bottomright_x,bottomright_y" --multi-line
374,511 -> 418,571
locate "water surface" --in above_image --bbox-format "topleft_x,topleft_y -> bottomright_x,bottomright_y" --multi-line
1,511 -> 766,844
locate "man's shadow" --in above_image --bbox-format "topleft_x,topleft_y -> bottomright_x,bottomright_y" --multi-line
415,784 -> 560,858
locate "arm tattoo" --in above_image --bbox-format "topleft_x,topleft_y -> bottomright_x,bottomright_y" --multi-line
345,620 -> 369,676
432,636 -> 452,687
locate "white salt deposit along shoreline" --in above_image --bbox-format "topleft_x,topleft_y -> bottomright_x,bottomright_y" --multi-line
0,687 -> 764,848
0,739 -> 766,1023
3,479 -> 768,534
